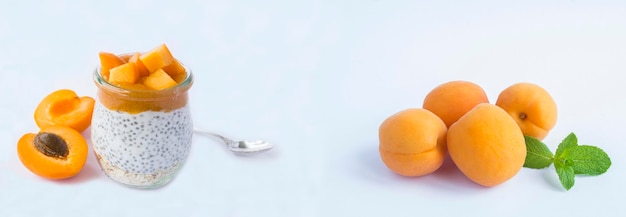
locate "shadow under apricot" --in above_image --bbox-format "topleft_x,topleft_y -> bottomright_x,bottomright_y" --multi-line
354,144 -> 486,192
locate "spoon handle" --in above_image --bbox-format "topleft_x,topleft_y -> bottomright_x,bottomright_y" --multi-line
193,129 -> 236,146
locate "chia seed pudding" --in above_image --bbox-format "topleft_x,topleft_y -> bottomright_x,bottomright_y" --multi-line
91,65 -> 193,189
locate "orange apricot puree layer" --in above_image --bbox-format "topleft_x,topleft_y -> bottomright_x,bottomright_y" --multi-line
97,90 -> 188,114
95,73 -> 191,114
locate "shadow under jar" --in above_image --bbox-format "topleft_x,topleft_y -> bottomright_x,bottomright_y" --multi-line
91,64 -> 193,189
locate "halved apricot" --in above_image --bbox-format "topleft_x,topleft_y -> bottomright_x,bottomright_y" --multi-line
17,125 -> 88,179
34,89 -> 95,132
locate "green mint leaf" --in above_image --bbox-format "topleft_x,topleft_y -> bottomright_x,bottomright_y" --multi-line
526,132 -> 613,191
555,161 -> 575,190
523,135 -> 554,169
555,132 -> 578,157
561,145 -> 611,175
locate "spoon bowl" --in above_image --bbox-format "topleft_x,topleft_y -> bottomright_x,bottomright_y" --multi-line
230,140 -> 273,153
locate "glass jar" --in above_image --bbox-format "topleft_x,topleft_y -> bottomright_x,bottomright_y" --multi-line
91,64 -> 193,189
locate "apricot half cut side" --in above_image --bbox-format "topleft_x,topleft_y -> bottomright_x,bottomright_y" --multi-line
34,89 -> 95,133
17,125 -> 88,179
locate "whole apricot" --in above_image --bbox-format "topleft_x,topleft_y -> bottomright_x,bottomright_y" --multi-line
17,125 -> 88,179
423,80 -> 489,128
495,82 -> 557,140
34,89 -> 95,132
379,108 -> 447,177
447,103 -> 526,187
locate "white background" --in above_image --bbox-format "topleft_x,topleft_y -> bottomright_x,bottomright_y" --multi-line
1,0 -> 625,216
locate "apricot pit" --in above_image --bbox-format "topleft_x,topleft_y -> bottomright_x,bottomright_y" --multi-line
34,132 -> 69,159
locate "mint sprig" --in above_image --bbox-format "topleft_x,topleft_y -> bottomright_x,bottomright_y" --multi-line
523,133 -> 611,191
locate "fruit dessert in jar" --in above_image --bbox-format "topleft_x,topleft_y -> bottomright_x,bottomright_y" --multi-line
91,44 -> 193,188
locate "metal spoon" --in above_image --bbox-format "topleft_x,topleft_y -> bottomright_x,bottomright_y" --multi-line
193,129 -> 274,153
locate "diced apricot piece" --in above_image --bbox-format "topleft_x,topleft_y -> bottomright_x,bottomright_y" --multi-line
109,62 -> 139,84
97,44 -> 188,91
143,68 -> 177,90
129,52 -> 150,76
98,52 -> 126,80
171,72 -> 187,84
140,44 -> 175,73
162,59 -> 186,76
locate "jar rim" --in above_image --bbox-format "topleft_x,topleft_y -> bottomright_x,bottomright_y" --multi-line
93,61 -> 193,97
